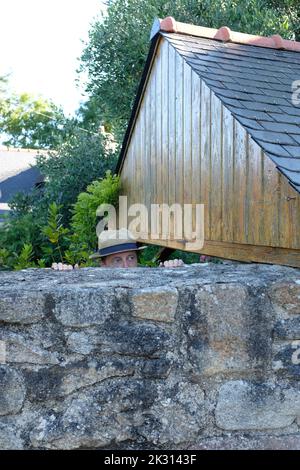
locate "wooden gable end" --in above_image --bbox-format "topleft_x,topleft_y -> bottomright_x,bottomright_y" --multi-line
119,37 -> 300,267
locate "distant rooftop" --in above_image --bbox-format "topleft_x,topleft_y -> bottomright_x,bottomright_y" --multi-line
0,147 -> 47,183
0,147 -> 46,221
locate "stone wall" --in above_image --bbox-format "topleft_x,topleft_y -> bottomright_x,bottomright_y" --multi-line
0,263 -> 300,450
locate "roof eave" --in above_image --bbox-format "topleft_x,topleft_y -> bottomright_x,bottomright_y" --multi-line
115,32 -> 162,175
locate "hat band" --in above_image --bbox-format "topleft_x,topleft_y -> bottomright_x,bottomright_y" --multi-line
99,242 -> 138,257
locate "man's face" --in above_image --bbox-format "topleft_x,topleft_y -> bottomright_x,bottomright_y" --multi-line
101,250 -> 138,268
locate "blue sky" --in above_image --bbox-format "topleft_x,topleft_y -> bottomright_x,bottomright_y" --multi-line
0,0 -> 106,116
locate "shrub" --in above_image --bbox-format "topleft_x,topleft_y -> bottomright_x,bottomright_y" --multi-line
64,170 -> 121,266
12,243 -> 37,270
40,202 -> 71,265
35,131 -> 118,226
0,171 -> 121,270
70,170 -> 121,252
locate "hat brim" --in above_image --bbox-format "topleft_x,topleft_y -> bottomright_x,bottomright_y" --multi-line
89,245 -> 147,260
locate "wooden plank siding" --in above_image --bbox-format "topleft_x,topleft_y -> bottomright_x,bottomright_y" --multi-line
233,120 -> 248,245
161,37 -> 169,233
191,70 -> 201,239
210,91 -> 223,241
118,37 -> 300,266
200,80 -> 211,242
222,106 -> 234,242
168,43 -> 176,240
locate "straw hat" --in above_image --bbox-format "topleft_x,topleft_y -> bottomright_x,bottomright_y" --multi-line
89,228 -> 147,259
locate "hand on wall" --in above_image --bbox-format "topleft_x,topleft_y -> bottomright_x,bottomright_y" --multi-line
51,263 -> 79,270
159,259 -> 185,268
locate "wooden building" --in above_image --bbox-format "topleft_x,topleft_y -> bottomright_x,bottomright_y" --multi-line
116,17 -> 300,268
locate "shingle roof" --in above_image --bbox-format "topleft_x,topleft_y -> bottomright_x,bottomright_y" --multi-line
117,18 -> 300,194
0,147 -> 43,183
161,27 -> 300,193
0,148 -> 45,221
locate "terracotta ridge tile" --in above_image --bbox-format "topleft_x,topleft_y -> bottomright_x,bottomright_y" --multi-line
152,16 -> 300,53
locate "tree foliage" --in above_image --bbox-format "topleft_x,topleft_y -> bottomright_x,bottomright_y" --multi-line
266,0 -> 300,40
0,74 -> 9,95
0,170 -> 121,270
0,92 -> 73,149
70,170 -> 121,250
34,130 -> 118,225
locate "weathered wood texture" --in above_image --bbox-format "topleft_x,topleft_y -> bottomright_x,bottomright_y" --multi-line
119,38 -> 300,265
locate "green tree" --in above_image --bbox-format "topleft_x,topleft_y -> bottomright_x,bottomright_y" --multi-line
34,130 -> 118,225
70,170 -> 121,250
0,74 -> 9,95
0,92 -> 73,149
0,126 -> 117,262
0,171 -> 121,270
266,0 -> 300,40
79,0 -> 297,138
